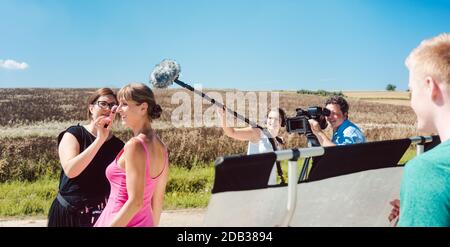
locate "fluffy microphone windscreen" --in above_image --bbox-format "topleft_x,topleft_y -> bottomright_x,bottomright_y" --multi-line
150,59 -> 181,88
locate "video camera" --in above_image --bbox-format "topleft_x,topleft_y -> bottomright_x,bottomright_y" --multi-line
285,106 -> 331,135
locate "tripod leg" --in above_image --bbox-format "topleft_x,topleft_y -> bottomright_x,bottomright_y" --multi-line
298,157 -> 310,182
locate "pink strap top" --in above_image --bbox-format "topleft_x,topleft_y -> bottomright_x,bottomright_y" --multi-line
94,135 -> 168,227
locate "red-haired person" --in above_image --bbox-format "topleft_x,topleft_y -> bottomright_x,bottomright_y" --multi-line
48,88 -> 124,227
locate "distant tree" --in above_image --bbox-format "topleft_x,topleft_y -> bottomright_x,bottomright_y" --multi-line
386,84 -> 397,91
297,89 -> 345,97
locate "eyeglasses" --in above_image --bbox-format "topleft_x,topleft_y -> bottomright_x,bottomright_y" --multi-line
95,101 -> 117,110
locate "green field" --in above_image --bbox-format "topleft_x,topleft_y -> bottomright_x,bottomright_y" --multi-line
0,166 -> 215,217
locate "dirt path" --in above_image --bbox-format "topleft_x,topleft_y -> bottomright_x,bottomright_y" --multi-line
0,208 -> 206,227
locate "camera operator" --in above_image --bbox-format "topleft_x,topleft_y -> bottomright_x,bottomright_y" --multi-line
308,96 -> 366,147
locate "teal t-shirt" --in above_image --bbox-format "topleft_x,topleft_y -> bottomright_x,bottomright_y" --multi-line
398,138 -> 450,227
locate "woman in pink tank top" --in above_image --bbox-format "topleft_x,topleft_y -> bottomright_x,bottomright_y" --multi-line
94,83 -> 169,227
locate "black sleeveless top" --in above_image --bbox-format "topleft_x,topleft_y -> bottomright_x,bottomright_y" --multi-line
57,124 -> 124,206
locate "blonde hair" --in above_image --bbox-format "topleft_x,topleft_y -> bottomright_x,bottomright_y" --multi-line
405,33 -> 450,84
117,83 -> 162,120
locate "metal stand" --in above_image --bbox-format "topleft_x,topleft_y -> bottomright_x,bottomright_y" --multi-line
279,149 -> 301,227
298,133 -> 321,182
410,136 -> 433,156
279,159 -> 299,227
416,144 -> 425,155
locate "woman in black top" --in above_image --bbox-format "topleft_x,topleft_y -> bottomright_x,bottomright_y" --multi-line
48,88 -> 124,227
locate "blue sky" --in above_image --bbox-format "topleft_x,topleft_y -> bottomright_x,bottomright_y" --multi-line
1,0 -> 449,91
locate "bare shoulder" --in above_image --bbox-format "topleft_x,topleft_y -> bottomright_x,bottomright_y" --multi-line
124,137 -> 142,149
123,138 -> 146,158
148,135 -> 168,177
152,134 -> 168,152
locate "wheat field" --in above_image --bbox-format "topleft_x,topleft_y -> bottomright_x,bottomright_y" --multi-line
0,88 -> 421,214
0,88 -> 419,182
343,91 -> 411,106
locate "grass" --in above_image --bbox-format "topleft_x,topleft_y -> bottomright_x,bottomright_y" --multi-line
164,165 -> 215,209
0,166 -> 215,217
0,176 -> 57,217
0,120 -> 172,138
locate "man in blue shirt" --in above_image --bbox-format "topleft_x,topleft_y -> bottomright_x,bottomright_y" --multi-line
308,96 -> 365,147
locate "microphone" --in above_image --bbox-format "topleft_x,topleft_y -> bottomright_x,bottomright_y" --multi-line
150,59 -> 181,89
148,59 -> 274,136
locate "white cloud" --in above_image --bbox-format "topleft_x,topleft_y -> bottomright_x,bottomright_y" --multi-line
0,59 -> 29,70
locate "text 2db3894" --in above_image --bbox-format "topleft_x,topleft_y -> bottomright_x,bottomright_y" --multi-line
220,231 -> 273,242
